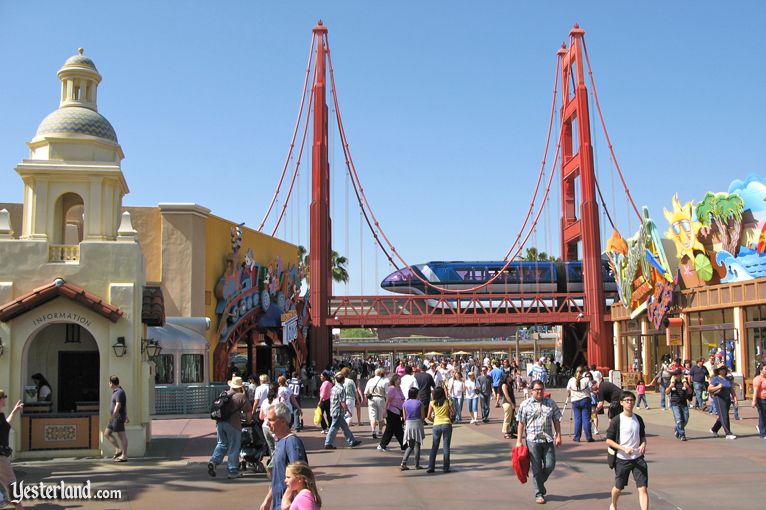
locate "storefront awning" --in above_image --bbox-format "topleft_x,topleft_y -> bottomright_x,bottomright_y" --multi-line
0,278 -> 124,323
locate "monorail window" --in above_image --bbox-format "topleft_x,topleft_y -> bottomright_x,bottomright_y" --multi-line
181,354 -> 204,383
154,354 -> 174,384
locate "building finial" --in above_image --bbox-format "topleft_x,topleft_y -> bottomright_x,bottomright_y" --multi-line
78,47 -> 84,55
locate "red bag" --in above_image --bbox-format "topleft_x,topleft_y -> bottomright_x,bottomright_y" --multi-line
511,444 -> 530,484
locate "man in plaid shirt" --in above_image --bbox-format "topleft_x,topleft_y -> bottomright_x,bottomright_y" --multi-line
516,379 -> 562,505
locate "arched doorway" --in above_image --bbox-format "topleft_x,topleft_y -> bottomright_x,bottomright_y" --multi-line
25,322 -> 100,412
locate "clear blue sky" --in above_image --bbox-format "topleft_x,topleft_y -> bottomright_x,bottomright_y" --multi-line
1,1 -> 764,295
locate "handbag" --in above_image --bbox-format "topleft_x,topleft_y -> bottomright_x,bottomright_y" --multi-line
511,444 -> 530,483
313,405 -> 323,426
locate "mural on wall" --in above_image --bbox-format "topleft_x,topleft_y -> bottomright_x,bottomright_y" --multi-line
665,174 -> 766,289
605,207 -> 674,321
212,226 -> 305,380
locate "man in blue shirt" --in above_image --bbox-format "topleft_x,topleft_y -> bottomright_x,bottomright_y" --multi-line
259,403 -> 307,510
490,362 -> 505,408
529,358 -> 549,386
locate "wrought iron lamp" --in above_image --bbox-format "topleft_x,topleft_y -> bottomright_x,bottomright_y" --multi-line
0,337 -> 4,357
141,337 -> 162,357
112,336 -> 127,357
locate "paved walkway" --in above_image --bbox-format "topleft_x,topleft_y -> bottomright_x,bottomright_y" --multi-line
9,389 -> 765,509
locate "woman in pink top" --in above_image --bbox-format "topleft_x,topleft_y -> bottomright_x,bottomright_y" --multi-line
378,374 -> 405,452
281,461 -> 321,510
752,364 -> 766,439
318,372 -> 333,433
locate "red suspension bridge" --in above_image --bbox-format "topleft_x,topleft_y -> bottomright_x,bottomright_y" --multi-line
259,22 -> 643,372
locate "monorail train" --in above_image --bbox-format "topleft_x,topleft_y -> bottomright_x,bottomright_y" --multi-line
380,260 -> 618,298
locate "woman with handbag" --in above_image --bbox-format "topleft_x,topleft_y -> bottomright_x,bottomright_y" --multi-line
0,389 -> 24,509
318,372 -> 333,434
426,386 -> 454,473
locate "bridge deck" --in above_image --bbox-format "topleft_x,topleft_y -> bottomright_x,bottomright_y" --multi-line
327,293 -> 600,326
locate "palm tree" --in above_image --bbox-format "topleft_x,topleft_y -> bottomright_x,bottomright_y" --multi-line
520,247 -> 559,262
696,192 -> 745,255
297,245 -> 350,284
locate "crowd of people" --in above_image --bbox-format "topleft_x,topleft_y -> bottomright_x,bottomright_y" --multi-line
87,352 -> 759,510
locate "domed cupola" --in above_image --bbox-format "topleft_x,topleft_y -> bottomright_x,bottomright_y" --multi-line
17,48 -> 128,242
29,48 -> 123,161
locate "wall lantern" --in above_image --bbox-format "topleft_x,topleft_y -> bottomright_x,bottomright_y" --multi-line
0,337 -> 4,357
112,336 -> 127,357
142,338 -> 162,358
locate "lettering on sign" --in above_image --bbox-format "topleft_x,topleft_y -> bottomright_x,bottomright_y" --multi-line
282,315 -> 298,344
32,312 -> 92,329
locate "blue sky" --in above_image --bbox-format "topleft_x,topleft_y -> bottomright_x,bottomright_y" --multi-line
1,1 -> 764,295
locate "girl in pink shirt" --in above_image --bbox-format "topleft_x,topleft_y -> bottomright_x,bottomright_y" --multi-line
636,377 -> 649,409
281,461 -> 321,510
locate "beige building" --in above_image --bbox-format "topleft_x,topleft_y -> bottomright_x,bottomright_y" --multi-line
0,50 -> 153,459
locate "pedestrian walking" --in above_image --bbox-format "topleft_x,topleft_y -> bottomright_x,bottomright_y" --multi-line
448,370 -> 465,423
477,366 -> 492,423
259,403 -> 308,510
566,366 -> 594,442
465,372 -> 480,424
666,369 -> 691,441
635,377 -> 649,410
318,372 -> 333,433
208,375 -> 251,478
323,373 -> 362,449
606,391 -> 648,510
364,368 -> 389,439
515,379 -> 562,505
0,390 -> 23,510
426,386 -> 454,473
689,358 -> 709,410
651,360 -> 672,411
400,388 -> 425,470
378,374 -> 405,452
595,379 -> 624,419
708,366 -> 737,440
104,375 -> 129,462
752,364 -> 766,439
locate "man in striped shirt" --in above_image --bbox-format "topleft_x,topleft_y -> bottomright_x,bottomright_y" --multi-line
529,358 -> 549,385
516,379 -> 561,505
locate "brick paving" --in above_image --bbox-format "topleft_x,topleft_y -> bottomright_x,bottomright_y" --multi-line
9,388 -> 765,509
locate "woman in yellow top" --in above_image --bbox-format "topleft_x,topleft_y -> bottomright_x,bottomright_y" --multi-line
426,386 -> 453,473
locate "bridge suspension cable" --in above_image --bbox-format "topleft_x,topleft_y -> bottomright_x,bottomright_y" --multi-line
258,34 -> 316,232
582,39 -> 642,222
325,32 -> 566,294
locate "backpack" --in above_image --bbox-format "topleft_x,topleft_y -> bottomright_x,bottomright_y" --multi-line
210,390 -> 235,421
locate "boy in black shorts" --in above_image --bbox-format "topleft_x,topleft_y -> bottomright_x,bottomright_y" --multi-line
606,391 -> 648,510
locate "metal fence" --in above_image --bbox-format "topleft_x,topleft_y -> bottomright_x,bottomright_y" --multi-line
153,384 -> 229,415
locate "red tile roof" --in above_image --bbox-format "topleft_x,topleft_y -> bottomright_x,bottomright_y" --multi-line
0,279 -> 124,323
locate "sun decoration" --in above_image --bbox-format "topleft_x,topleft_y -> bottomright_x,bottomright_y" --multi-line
663,194 -> 705,260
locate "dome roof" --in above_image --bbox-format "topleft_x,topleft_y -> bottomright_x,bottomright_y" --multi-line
35,106 -> 118,143
62,54 -> 98,72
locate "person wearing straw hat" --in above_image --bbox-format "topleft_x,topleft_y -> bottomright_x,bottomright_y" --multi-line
208,375 -> 252,479
0,389 -> 23,509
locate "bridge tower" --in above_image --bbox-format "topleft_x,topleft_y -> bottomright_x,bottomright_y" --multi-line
309,21 -> 333,371
558,25 -> 612,369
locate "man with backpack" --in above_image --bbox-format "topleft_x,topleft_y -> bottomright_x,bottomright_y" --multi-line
208,375 -> 251,479
606,390 -> 648,510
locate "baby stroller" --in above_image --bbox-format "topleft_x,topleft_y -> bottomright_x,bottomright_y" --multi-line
239,418 -> 270,474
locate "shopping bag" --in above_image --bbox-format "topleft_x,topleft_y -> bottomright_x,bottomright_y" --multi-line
313,405 -> 323,426
511,444 -> 530,484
